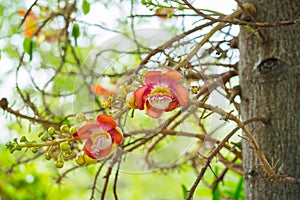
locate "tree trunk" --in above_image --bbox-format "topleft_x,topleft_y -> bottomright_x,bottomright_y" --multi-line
239,0 -> 300,199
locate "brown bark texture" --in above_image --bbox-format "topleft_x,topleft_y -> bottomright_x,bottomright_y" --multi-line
239,0 -> 300,199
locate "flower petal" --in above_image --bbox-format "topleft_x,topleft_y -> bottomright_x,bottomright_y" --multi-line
97,114 -> 117,131
73,132 -> 80,141
144,71 -> 163,85
134,86 -> 151,110
165,100 -> 179,111
17,10 -> 27,16
90,84 -> 115,97
145,101 -> 163,118
18,10 -> 38,38
77,123 -> 99,140
108,128 -> 123,145
170,85 -> 189,106
83,138 -> 113,159
160,70 -> 183,86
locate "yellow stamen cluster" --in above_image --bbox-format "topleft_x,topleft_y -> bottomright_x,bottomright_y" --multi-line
149,86 -> 172,96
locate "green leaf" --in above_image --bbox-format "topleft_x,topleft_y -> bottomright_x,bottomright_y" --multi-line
181,184 -> 188,199
23,37 -> 33,60
72,24 -> 80,46
212,167 -> 219,200
53,115 -> 70,125
82,0 -> 90,15
233,177 -> 244,200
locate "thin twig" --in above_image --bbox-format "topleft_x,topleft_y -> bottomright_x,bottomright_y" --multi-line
56,166 -> 80,183
7,152 -> 42,173
186,125 -> 241,200
90,161 -> 108,200
0,98 -> 61,127
18,0 -> 39,27
113,156 -> 122,200
183,0 -> 300,27
100,150 -> 120,200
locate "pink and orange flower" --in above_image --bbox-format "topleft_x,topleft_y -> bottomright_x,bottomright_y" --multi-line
17,10 -> 39,38
90,84 -> 116,98
73,114 -> 123,159
18,10 -> 63,43
128,69 -> 188,118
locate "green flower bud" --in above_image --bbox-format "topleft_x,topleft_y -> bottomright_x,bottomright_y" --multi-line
38,131 -> 44,137
119,85 -> 128,96
75,113 -> 86,123
20,136 -> 27,143
178,5 -> 184,10
167,13 -> 173,18
60,125 -> 69,133
47,127 -> 55,135
55,160 -> 64,168
75,154 -> 85,166
60,142 -> 70,151
15,145 -> 22,151
69,126 -> 77,134
63,151 -> 71,158
41,134 -> 48,141
45,152 -> 52,160
31,148 -> 38,153
5,141 -> 14,149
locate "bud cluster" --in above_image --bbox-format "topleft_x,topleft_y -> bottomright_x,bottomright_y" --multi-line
5,123 -> 82,169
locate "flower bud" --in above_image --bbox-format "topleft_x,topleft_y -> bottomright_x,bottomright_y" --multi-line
55,160 -> 64,168
45,151 -> 52,160
167,13 -> 173,18
83,154 -> 97,165
69,126 -> 77,134
41,134 -> 48,141
38,131 -> 44,137
75,113 -> 86,123
126,92 -> 136,109
47,127 -> 55,135
63,151 -> 72,158
119,85 -> 128,95
60,142 -> 70,151
15,145 -> 22,151
75,154 -> 85,166
60,125 -> 69,133
178,4 -> 184,10
102,98 -> 112,109
31,148 -> 38,153
20,136 -> 27,143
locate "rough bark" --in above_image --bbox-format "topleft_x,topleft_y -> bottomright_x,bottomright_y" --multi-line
239,0 -> 300,199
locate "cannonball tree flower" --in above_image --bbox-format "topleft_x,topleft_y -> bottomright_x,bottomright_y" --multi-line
73,114 -> 123,159
131,69 -> 189,118
18,10 -> 63,44
90,84 -> 116,98
90,84 -> 116,108
17,10 -> 39,38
